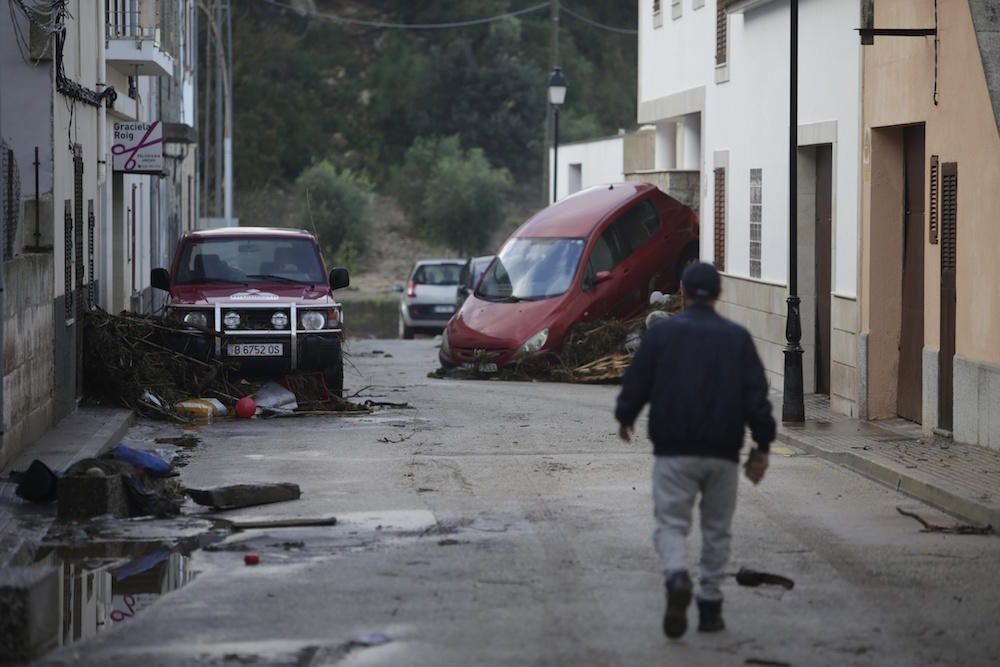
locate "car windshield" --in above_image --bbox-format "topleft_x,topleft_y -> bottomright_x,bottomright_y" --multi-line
476,238 -> 585,301
413,263 -> 463,286
174,237 -> 326,286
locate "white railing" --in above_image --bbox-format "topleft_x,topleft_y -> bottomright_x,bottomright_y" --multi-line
106,0 -> 159,41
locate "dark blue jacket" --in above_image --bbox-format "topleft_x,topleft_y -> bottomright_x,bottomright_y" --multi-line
615,304 -> 775,462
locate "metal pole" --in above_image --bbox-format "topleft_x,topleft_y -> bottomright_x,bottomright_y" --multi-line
552,106 -> 559,203
223,0 -> 233,223
213,0 -> 223,218
782,0 -> 805,422
34,146 -> 40,247
543,0 -> 559,207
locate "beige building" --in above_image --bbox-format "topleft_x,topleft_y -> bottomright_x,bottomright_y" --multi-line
861,0 -> 1000,448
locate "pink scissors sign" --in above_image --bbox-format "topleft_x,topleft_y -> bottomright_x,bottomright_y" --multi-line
112,121 -> 163,172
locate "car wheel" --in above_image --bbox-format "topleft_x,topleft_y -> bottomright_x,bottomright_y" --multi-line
399,316 -> 414,340
323,338 -> 345,398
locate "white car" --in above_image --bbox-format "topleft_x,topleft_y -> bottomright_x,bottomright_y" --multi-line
399,259 -> 465,339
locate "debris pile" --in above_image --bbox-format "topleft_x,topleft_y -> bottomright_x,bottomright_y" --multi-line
83,310 -> 367,421
431,295 -> 682,384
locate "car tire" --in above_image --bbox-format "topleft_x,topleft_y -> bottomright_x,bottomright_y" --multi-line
323,339 -> 345,398
399,316 -> 414,340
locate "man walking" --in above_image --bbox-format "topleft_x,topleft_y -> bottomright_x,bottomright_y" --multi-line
615,262 -> 775,639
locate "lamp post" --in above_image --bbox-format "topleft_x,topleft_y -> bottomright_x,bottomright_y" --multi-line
782,0 -> 805,422
548,67 -> 567,204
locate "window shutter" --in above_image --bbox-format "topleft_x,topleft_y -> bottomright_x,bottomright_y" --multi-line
716,6 -> 728,66
941,163 -> 957,272
929,155 -> 939,244
713,168 -> 726,271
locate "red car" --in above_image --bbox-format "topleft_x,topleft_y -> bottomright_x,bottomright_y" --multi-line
439,183 -> 699,370
151,227 -> 350,395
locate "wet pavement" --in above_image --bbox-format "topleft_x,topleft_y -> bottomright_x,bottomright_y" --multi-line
25,339 -> 1000,666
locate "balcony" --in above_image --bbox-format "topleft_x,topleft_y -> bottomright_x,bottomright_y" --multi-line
105,0 -> 174,78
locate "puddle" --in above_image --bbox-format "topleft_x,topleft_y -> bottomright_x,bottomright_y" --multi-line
33,532 -> 223,648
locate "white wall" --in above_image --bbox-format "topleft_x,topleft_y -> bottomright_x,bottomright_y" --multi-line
548,136 -> 625,202
638,0 -> 861,297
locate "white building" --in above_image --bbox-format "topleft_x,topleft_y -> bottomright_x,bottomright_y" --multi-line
0,0 -> 197,468
549,134 -> 625,202
636,0 -> 863,416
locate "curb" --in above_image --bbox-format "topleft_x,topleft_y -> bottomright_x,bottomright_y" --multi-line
776,429 -> 1000,530
79,409 -> 136,463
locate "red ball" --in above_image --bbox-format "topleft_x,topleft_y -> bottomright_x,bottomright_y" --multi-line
244,553 -> 260,566
235,396 -> 256,419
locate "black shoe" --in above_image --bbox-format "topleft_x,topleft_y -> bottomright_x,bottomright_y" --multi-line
662,571 -> 693,639
697,598 -> 725,633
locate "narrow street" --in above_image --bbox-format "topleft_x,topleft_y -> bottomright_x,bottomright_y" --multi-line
41,339 -> 1000,667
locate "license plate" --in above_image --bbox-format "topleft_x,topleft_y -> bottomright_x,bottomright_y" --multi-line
434,305 -> 455,313
227,343 -> 283,357
461,362 -> 498,373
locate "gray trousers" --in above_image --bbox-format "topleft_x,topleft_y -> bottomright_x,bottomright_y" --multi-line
652,456 -> 739,601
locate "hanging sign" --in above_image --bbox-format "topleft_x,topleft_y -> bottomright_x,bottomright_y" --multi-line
112,121 -> 164,174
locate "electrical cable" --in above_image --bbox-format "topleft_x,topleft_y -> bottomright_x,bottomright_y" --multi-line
560,5 -> 637,35
257,0 -> 548,30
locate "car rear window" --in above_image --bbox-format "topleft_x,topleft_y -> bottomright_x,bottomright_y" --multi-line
413,263 -> 462,286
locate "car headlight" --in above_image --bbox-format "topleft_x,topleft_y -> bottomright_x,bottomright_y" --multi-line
519,328 -> 549,354
441,328 -> 451,356
271,311 -> 289,329
327,307 -> 342,328
223,311 -> 242,329
300,311 -> 326,331
183,311 -> 208,328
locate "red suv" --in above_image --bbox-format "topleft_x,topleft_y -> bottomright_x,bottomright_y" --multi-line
439,183 -> 698,370
151,227 -> 350,395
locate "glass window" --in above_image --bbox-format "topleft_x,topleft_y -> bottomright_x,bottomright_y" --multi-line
413,263 -> 463,286
617,200 -> 660,253
175,237 -> 326,285
476,238 -> 585,301
588,230 -> 617,275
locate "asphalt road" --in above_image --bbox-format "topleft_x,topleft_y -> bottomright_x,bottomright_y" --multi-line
41,339 -> 1000,666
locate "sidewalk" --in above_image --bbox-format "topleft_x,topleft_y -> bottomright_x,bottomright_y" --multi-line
774,394 -> 1000,529
0,406 -> 133,566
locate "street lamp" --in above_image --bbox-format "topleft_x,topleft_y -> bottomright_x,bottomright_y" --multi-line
782,0 -> 805,422
548,67 -> 567,204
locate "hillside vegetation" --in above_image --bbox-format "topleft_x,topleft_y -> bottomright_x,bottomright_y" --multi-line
231,1 -> 637,268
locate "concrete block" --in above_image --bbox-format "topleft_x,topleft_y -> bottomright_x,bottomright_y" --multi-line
831,328 -> 857,368
0,566 -> 62,662
187,482 -> 301,509
922,348 -> 939,435
954,356 -> 986,447
858,332 -> 870,420
831,361 -> 858,403
832,295 -> 859,333
57,474 -> 130,520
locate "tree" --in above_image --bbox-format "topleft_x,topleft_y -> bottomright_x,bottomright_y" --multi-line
420,147 -> 512,255
388,135 -> 462,230
407,19 -> 545,182
295,161 -> 373,261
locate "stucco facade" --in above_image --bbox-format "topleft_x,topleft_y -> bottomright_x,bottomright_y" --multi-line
861,0 -> 1000,448
0,0 -> 197,468
635,0 -> 864,415
548,135 -> 625,202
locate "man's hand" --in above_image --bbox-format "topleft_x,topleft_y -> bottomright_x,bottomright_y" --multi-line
618,424 -> 632,443
744,449 -> 769,485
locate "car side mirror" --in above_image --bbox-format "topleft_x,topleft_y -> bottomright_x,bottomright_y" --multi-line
329,267 -> 350,291
151,268 -> 170,291
458,286 -> 469,296
594,271 -> 613,285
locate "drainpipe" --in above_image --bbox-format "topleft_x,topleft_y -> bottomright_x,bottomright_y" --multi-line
0,61 -> 6,443
97,4 -> 108,308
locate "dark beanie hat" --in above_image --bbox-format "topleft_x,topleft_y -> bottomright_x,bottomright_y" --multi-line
681,262 -> 721,301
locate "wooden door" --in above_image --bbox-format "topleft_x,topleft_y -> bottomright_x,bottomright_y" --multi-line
897,126 -> 925,423
815,146 -> 833,395
938,162 -> 958,431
